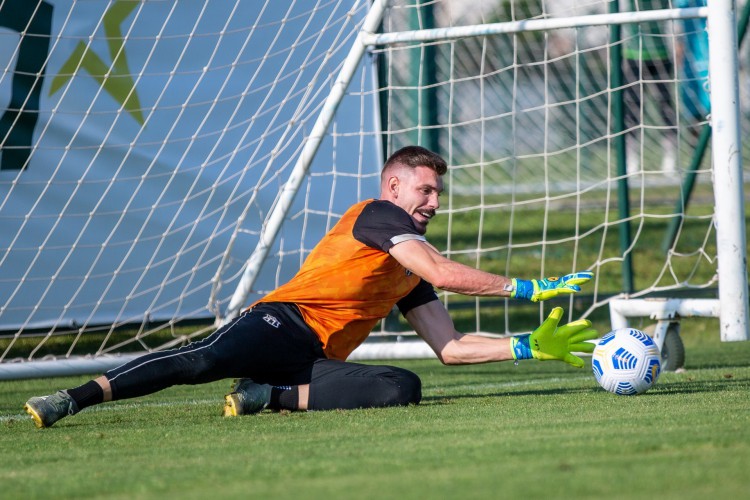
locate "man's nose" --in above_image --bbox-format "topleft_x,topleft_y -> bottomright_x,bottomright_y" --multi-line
430,192 -> 440,209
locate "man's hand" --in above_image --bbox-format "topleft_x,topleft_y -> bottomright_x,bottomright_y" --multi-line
511,271 -> 593,302
510,307 -> 598,368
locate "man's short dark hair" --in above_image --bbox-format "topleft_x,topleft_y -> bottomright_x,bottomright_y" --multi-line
382,146 -> 447,176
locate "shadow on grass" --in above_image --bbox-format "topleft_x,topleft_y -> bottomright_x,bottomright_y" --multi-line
415,365 -> 587,378
649,376 -> 750,395
421,375 -> 749,402
421,386 -> 597,402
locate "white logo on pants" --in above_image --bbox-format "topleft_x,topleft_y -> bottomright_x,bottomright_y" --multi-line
263,314 -> 281,328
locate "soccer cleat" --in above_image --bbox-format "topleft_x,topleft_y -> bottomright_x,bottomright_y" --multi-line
24,390 -> 79,428
222,378 -> 272,417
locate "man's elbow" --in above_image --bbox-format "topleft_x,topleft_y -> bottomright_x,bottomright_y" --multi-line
440,354 -> 463,366
437,343 -> 467,365
426,273 -> 451,291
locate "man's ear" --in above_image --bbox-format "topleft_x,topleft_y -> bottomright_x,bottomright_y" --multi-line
388,175 -> 399,198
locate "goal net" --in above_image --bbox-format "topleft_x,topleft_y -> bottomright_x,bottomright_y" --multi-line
1,0 -> 747,378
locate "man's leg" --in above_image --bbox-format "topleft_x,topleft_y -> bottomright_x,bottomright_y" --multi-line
225,359 -> 421,414
306,359 -> 421,410
298,384 -> 310,410
24,311 -> 267,427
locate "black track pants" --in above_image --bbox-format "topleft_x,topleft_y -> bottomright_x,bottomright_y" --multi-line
105,303 -> 421,409
307,358 -> 421,410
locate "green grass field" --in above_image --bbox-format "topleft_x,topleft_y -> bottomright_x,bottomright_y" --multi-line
2,322 -> 749,499
1,161 -> 747,498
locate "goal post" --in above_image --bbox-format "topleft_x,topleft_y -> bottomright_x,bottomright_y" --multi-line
609,0 -> 748,345
706,0 -> 748,341
1,0 -> 748,380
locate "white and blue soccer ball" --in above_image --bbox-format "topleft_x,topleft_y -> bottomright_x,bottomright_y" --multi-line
592,328 -> 661,395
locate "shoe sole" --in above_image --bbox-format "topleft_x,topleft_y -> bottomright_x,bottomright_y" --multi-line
23,403 -> 46,429
223,393 -> 241,417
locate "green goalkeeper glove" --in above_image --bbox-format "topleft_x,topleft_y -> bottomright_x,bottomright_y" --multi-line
510,307 -> 598,368
510,271 -> 593,302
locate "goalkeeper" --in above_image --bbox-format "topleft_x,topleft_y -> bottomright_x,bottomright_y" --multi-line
24,146 -> 598,428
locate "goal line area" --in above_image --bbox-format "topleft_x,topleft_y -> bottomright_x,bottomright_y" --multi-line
0,0 -> 747,379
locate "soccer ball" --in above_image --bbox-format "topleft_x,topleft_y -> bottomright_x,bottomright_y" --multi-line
592,328 -> 661,395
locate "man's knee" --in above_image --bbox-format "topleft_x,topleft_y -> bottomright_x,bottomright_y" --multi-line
176,350 -> 224,384
383,366 -> 422,406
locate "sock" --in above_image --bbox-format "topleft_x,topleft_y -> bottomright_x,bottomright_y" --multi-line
66,380 -> 104,411
268,386 -> 298,411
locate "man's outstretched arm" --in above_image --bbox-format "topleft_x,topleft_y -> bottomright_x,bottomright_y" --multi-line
405,301 -> 598,367
405,300 -> 513,365
389,239 -> 592,300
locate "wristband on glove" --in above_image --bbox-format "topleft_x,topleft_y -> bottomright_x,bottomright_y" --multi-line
510,334 -> 533,361
510,278 -> 534,301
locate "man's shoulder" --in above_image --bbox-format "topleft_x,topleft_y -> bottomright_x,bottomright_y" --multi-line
354,199 -> 416,232
350,199 -> 421,252
358,199 -> 409,219
338,199 -> 412,229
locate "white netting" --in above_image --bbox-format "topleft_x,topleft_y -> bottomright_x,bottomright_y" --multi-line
367,0 -> 746,339
0,0 -> 381,365
0,0 -> 747,374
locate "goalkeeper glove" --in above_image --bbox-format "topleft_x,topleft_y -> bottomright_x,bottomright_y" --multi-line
510,307 -> 598,368
510,271 -> 593,302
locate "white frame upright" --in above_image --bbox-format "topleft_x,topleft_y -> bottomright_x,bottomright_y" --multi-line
612,0 -> 748,342
706,0 -> 748,341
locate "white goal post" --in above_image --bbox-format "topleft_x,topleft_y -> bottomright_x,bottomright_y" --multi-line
608,0 -> 748,346
1,0 -> 747,379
